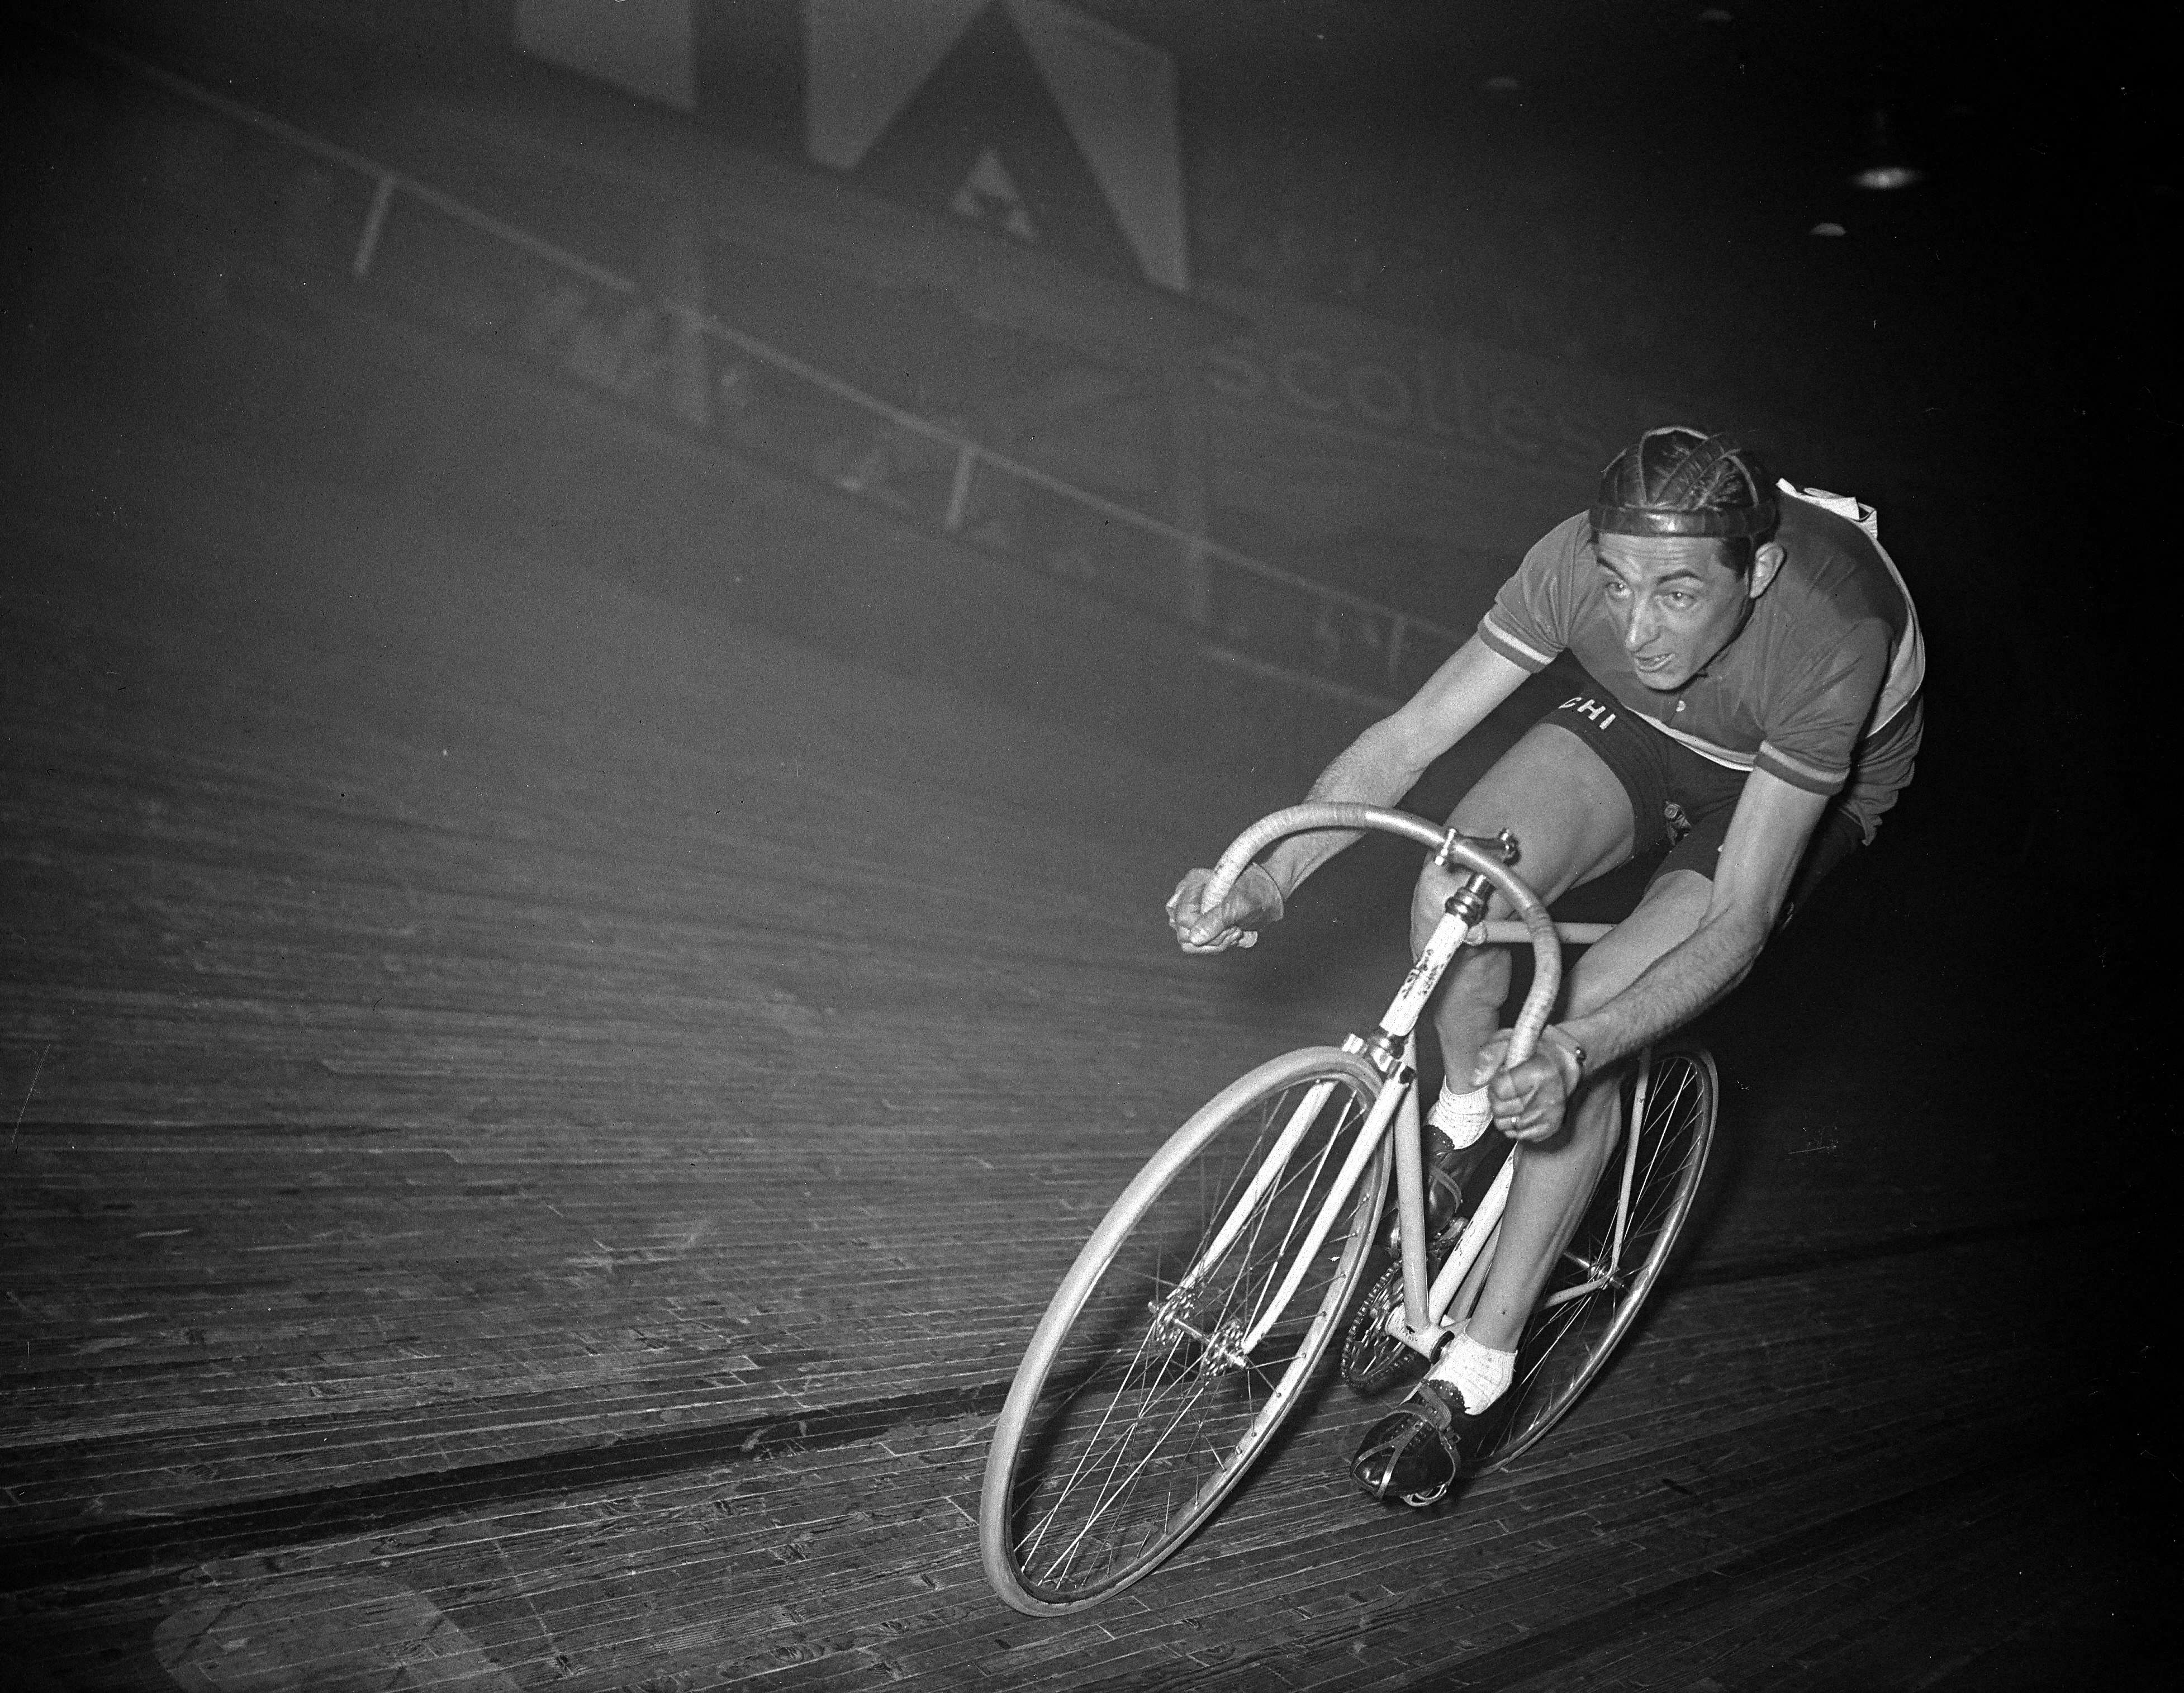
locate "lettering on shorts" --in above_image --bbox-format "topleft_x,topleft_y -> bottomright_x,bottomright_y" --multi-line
1558,694 -> 1618,732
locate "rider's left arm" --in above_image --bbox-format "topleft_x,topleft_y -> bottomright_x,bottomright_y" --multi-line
1559,769 -> 1831,1075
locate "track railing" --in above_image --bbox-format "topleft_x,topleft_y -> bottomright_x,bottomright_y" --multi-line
64,29 -> 1462,713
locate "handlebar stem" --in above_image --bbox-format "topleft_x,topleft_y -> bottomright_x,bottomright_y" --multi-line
1203,803 -> 1565,1071
1438,828 -> 1519,869
1441,874 -> 1493,931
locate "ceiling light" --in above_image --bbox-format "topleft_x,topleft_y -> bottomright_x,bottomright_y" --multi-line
1851,110 -> 1923,191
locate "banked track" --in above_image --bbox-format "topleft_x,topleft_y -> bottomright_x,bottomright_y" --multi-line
0,244 -> 2155,1690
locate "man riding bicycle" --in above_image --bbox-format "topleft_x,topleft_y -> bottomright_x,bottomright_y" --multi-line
1166,427 -> 1924,1506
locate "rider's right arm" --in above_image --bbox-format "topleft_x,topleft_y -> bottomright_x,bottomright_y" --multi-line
1259,636 -> 1532,898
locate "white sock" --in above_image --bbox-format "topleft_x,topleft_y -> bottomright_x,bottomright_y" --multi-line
1427,1082 -> 1491,1149
1428,1329 -> 1515,1415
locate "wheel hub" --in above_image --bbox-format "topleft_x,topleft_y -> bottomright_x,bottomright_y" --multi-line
1147,1291 -> 1251,1372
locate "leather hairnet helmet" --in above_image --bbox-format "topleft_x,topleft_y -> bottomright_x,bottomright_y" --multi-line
1590,428 -> 1778,539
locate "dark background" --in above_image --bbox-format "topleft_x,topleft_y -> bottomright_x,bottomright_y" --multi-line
1,1 -> 2168,1683
29,0 -> 2151,865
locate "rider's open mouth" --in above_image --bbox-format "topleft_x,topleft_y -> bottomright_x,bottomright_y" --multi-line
1634,653 -> 1674,672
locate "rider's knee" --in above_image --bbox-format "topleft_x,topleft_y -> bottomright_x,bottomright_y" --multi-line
1408,866 -> 1459,951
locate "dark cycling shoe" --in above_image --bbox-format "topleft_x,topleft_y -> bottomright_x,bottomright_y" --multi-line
1348,1377 -> 1513,1508
1383,1130 -> 1472,1255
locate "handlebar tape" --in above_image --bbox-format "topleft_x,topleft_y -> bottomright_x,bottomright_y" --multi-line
1199,803 -> 1565,1066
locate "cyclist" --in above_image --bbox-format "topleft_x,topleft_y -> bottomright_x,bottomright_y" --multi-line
1165,427 -> 1924,1506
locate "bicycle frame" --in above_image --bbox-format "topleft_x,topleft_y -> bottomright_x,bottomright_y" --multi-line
1360,902 -> 1631,1365
983,800 -> 1718,1613
1187,804 -> 1631,1376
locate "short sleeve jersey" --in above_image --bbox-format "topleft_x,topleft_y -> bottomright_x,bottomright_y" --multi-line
1478,486 -> 1925,839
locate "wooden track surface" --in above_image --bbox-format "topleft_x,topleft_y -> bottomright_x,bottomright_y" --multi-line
2,335 -> 2162,1687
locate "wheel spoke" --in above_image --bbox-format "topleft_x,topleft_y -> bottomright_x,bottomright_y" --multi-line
1477,1048 -> 1716,1472
985,1056 -> 1388,1607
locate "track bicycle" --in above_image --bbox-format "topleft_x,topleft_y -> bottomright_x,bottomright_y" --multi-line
979,802 -> 1718,1615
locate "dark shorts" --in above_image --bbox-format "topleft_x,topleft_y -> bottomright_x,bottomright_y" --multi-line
1542,679 -> 1863,930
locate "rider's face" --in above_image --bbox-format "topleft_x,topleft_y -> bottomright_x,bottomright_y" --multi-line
1593,533 -> 1778,691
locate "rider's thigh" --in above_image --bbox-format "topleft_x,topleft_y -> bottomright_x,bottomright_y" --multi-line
1413,722 -> 1637,940
1565,867 -> 1712,1017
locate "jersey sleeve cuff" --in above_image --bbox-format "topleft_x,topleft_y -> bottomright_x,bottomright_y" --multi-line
1478,612 -> 1556,673
1755,742 -> 1849,795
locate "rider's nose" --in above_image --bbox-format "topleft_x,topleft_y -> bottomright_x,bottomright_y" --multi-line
1622,607 -> 1655,653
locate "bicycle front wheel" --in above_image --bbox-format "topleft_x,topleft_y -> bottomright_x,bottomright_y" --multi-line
1477,1041 -> 1717,1471
981,1047 -> 1390,1615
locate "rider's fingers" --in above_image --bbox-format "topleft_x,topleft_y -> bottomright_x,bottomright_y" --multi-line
1166,869 -> 1213,920
1190,891 -> 1259,946
1172,888 -> 1219,940
1488,1061 -> 1565,1133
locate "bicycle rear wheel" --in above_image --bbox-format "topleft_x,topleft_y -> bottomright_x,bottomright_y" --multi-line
981,1047 -> 1390,1615
1475,1041 -> 1717,1471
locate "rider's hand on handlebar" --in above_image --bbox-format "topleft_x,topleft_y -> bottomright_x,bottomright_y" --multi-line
1472,1027 -> 1585,1143
1165,864 -> 1285,954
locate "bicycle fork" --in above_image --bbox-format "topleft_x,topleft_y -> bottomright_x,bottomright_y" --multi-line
1153,1068 -> 1413,1369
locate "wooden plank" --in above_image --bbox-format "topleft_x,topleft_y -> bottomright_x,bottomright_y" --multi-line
1,281 -> 2148,1689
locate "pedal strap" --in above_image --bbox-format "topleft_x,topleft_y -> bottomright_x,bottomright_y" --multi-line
1408,1378 -> 1457,1433
1351,1382 -> 1465,1506
1363,1419 -> 1436,1498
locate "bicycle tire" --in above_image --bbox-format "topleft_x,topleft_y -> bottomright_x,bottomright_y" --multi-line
980,1046 -> 1392,1615
1474,1041 -> 1717,1472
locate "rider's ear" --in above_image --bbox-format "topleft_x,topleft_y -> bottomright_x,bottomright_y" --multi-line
1747,542 -> 1787,599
